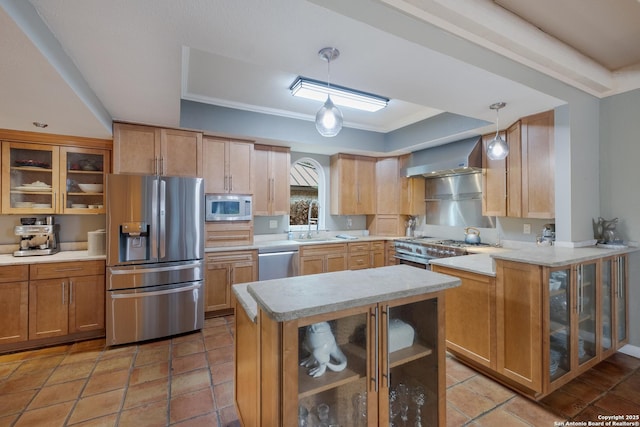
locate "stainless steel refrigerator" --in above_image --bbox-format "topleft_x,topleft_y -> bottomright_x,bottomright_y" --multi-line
105,174 -> 204,346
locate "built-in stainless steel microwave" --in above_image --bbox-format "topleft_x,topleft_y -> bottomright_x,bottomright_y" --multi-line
205,194 -> 252,221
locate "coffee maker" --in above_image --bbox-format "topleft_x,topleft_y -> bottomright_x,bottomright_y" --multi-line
14,217 -> 60,256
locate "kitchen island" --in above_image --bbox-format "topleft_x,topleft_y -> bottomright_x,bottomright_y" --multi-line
232,265 -> 460,426
430,245 -> 637,400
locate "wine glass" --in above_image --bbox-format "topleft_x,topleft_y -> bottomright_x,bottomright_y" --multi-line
389,388 -> 400,427
352,392 -> 367,427
317,403 -> 330,427
412,385 -> 425,427
397,383 -> 410,426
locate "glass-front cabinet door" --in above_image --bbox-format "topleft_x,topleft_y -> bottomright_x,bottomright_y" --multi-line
614,255 -> 628,348
385,297 -> 440,427
548,267 -> 571,383
61,147 -> 109,214
2,142 -> 60,214
294,308 -> 372,427
574,261 -> 597,368
600,257 -> 615,358
286,295 -> 443,426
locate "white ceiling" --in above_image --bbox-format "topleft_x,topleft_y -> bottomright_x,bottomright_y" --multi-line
1,0 -> 639,155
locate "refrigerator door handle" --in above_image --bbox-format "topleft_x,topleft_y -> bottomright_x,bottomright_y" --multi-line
109,281 -> 201,299
151,178 -> 159,259
159,179 -> 166,259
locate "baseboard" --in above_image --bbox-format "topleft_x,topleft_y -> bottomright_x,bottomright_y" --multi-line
619,344 -> 640,359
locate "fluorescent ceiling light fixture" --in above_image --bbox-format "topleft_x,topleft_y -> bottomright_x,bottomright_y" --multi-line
290,77 -> 389,112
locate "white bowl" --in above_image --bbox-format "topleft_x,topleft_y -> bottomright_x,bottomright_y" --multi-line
78,183 -> 103,193
71,204 -> 88,209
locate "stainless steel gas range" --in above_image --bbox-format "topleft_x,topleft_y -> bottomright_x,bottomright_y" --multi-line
393,237 -> 490,269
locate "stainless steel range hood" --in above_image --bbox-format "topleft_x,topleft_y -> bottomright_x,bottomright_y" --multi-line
403,136 -> 482,177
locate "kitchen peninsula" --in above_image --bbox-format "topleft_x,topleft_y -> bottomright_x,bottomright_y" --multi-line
232,264 -> 460,426
430,245 -> 636,401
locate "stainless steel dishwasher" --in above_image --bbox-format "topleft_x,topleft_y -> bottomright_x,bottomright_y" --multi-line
258,243 -> 299,280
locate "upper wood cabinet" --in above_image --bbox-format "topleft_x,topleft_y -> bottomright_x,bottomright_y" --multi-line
482,110 -> 554,219
330,154 -> 375,215
113,122 -> 203,177
375,157 -> 400,215
521,110 -> 555,218
399,154 -> 426,217
481,131 -> 507,217
203,137 -> 253,194
253,145 -> 290,216
2,141 -> 109,215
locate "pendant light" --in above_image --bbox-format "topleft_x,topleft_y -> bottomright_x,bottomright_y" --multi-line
315,47 -> 343,137
487,102 -> 509,160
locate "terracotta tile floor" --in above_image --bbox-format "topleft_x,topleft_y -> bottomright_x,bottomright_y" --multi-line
1,315 -> 639,426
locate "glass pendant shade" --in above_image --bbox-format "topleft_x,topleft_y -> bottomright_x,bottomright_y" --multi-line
487,134 -> 509,160
315,95 -> 343,137
486,102 -> 508,160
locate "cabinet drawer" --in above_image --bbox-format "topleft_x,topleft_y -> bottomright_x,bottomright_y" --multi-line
206,250 -> 257,264
370,241 -> 385,251
0,265 -> 28,283
30,260 -> 106,280
348,242 -> 371,253
348,253 -> 370,270
205,222 -> 253,247
299,243 -> 347,257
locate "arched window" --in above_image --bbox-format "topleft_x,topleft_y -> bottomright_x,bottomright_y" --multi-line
289,158 -> 325,232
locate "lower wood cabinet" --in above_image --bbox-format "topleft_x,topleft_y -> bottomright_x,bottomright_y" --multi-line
0,260 -> 105,353
235,291 -> 446,426
435,254 -> 629,400
432,266 -> 495,370
299,243 -> 347,276
29,261 -> 105,340
0,265 -> 29,344
205,250 -> 257,313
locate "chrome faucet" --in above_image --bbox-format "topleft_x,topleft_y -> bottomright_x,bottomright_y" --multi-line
307,200 -> 319,238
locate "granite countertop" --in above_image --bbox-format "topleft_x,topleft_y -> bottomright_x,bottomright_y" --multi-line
240,264 -> 460,322
233,283 -> 258,323
429,253 -> 497,277
205,234 -> 401,253
491,245 -> 638,267
0,250 -> 106,266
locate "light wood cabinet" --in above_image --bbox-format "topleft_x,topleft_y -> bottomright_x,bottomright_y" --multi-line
399,154 -> 426,217
235,288 -> 446,426
299,243 -> 347,276
203,137 -> 253,194
113,122 -> 203,177
253,145 -> 290,216
28,261 -> 105,340
482,110 -> 554,219
441,254 -> 629,400
600,255 -> 629,359
521,110 -> 555,218
369,156 -> 425,236
330,154 -> 375,215
432,266 -> 496,370
204,221 -> 253,248
347,241 -> 385,270
0,265 -> 29,344
2,139 -> 110,215
481,131 -> 507,217
385,241 -> 398,266
506,122 -> 522,217
205,250 -> 257,313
